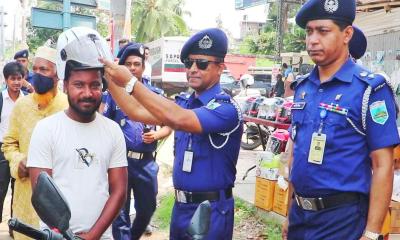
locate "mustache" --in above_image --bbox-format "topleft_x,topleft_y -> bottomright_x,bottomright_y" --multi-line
78,98 -> 97,103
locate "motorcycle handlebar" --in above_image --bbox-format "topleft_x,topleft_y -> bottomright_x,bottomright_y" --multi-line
8,218 -> 64,240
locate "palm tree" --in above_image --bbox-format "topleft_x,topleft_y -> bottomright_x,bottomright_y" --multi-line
132,0 -> 189,42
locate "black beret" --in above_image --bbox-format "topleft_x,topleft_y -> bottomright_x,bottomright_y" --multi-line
296,0 -> 356,29
14,49 -> 29,59
349,26 -> 367,60
118,43 -> 145,65
180,28 -> 228,62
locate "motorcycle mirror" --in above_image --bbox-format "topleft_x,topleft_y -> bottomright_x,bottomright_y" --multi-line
31,171 -> 71,233
186,200 -> 211,240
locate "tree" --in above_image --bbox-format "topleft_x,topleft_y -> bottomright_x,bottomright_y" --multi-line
131,0 -> 189,43
283,26 -> 306,52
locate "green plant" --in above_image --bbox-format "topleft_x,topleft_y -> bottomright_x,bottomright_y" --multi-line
153,192 -> 175,229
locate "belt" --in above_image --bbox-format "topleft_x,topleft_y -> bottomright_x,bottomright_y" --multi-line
175,188 -> 233,204
127,151 -> 154,160
294,192 -> 361,211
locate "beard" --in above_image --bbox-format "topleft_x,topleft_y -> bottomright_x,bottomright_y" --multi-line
33,89 -> 56,107
67,95 -> 101,117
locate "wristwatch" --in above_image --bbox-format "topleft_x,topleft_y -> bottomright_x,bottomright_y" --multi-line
363,230 -> 383,240
125,76 -> 138,94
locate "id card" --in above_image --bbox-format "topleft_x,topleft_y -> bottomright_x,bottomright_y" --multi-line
183,150 -> 193,172
308,133 -> 326,165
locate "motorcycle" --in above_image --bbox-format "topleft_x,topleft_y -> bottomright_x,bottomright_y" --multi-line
8,172 -> 211,240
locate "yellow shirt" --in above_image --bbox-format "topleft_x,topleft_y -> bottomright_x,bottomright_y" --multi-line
2,91 -> 68,240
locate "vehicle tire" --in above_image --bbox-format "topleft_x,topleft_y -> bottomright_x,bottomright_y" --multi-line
241,122 -> 263,150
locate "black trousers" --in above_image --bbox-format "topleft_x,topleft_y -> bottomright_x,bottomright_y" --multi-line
0,143 -> 13,223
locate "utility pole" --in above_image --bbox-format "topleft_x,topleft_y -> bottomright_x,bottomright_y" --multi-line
275,0 -> 285,61
0,6 -> 7,60
274,0 -> 304,61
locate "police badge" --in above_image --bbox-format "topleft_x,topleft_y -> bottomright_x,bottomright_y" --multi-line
198,35 -> 213,49
324,0 -> 339,13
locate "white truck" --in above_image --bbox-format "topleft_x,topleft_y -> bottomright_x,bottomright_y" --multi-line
146,36 -> 189,96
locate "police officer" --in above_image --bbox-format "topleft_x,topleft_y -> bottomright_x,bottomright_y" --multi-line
349,26 -> 367,63
13,49 -> 34,93
102,28 -> 243,239
104,43 -> 172,240
282,1 -> 400,240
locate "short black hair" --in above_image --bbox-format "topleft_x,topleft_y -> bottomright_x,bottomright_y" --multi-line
144,46 -> 149,50
282,63 -> 288,69
3,61 -> 25,79
332,20 -> 351,31
64,60 -> 103,81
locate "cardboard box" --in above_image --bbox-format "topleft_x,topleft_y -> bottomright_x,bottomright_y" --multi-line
381,211 -> 390,236
272,183 -> 289,216
254,177 -> 276,211
391,201 -> 400,233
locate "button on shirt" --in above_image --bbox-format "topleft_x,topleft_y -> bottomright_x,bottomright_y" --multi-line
0,89 -> 24,141
174,83 -> 243,192
290,59 -> 400,197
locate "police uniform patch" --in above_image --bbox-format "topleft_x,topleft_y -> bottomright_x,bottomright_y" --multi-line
324,0 -> 339,13
370,100 -> 389,125
199,35 -> 213,49
206,101 -> 221,110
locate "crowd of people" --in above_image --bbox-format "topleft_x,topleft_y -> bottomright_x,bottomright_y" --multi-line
0,0 -> 398,239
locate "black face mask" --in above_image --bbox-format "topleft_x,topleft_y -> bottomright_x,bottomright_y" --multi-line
32,73 -> 54,94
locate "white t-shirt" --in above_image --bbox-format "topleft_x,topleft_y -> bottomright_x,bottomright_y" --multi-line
27,111 -> 127,239
0,89 -> 24,141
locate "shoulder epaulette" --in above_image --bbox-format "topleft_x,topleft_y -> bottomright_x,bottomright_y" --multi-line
214,92 -> 231,102
290,73 -> 309,90
149,86 -> 165,95
356,69 -> 387,91
175,92 -> 190,101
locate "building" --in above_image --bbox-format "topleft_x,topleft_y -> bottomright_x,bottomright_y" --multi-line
240,19 -> 266,39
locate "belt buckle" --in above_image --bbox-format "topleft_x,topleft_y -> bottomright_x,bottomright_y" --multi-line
128,151 -> 141,159
296,196 -> 319,211
175,190 -> 187,203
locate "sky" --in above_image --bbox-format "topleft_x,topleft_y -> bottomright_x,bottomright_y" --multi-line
183,0 -> 268,39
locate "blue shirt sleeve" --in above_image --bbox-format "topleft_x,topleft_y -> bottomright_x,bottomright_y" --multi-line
193,102 -> 240,134
366,85 -> 400,151
102,94 -> 115,119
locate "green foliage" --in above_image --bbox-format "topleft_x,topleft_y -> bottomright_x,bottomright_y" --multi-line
26,18 -> 61,52
239,32 -> 277,55
283,27 -> 306,53
131,0 -> 189,43
153,192 -> 174,229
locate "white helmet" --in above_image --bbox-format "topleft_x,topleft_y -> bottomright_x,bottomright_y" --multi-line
240,74 -> 255,87
56,27 -> 113,80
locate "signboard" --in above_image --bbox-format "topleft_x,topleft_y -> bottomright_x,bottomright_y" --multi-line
32,8 -> 96,30
46,0 -> 97,8
235,0 -> 267,10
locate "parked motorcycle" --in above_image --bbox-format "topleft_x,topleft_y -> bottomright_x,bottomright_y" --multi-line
9,172 -> 211,240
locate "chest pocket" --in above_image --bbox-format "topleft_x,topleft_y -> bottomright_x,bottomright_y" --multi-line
291,109 -> 305,126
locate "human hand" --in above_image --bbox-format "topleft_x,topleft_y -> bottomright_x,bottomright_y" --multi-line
99,58 -> 131,87
76,231 -> 98,240
143,130 -> 158,144
23,80 -> 34,92
359,236 -> 369,240
282,218 -> 289,240
18,159 -> 29,178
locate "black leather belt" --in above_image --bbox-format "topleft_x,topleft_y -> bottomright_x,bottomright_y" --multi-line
294,192 -> 361,211
127,151 -> 154,160
175,188 -> 233,203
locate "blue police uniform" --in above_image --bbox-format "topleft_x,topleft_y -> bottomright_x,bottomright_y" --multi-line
104,82 -> 160,240
169,28 -> 243,240
288,1 -> 400,239
107,43 -> 162,240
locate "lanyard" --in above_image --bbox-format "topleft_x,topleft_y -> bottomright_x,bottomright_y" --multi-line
318,109 -> 327,134
187,133 -> 193,151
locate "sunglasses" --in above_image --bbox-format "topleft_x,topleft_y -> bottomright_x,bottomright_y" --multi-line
183,58 -> 221,70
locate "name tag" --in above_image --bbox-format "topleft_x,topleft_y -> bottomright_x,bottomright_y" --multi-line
308,133 -> 326,165
292,102 -> 306,110
182,150 -> 193,172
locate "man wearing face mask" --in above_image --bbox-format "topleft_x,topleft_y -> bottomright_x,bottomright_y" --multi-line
1,45 -> 68,240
